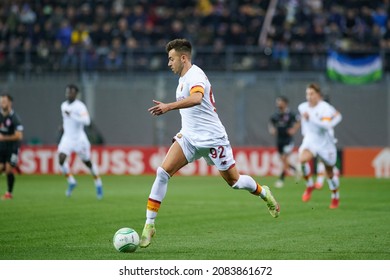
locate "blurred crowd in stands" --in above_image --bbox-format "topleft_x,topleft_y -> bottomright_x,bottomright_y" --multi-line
0,0 -> 389,73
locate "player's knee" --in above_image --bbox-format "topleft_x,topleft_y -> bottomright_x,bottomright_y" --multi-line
230,175 -> 242,189
156,167 -> 170,182
5,164 -> 14,174
227,178 -> 238,187
83,160 -> 92,169
58,154 -> 66,165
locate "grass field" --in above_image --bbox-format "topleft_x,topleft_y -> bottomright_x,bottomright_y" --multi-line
0,174 -> 389,260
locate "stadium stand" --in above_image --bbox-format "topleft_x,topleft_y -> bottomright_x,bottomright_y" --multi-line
0,0 -> 389,73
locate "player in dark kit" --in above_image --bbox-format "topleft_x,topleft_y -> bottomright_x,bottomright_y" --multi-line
0,94 -> 23,200
268,96 -> 300,188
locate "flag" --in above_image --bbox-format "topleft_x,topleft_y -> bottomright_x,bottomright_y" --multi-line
326,51 -> 382,84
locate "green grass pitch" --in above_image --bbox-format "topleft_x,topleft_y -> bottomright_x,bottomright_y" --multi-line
0,174 -> 389,260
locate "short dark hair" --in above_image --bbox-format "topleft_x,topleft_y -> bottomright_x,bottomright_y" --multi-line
277,96 -> 288,104
66,84 -> 79,93
1,93 -> 13,102
307,83 -> 322,95
165,39 -> 192,56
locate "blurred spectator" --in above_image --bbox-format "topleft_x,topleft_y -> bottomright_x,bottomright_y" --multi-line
382,19 -> 390,49
0,0 -> 389,73
56,20 -> 72,48
372,6 -> 388,32
19,4 -> 36,26
104,49 -> 123,71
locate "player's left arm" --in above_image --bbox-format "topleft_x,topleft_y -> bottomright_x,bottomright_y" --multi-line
287,113 -> 301,135
0,129 -> 23,142
310,109 -> 342,129
69,104 -> 91,126
149,92 -> 203,116
288,120 -> 301,135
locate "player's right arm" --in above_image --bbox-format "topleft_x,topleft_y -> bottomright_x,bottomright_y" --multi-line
0,115 -> 23,142
268,116 -> 277,136
148,92 -> 203,116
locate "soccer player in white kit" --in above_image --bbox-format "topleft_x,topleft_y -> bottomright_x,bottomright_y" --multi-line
139,39 -> 280,248
57,84 -> 103,199
298,83 -> 342,209
314,161 -> 340,189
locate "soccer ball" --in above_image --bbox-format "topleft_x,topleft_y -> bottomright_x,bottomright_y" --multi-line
113,227 -> 139,253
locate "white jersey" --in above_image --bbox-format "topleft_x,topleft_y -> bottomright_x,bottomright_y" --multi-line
61,99 -> 90,141
298,100 -> 338,146
176,64 -> 229,147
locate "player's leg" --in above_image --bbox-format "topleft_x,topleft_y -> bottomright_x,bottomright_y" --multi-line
325,164 -> 340,208
275,152 -> 287,188
299,148 -> 315,202
315,160 -> 326,189
2,162 -> 15,199
2,149 -> 18,199
58,152 -> 77,197
318,145 -> 339,208
140,140 -> 189,248
83,159 -> 103,199
58,139 -> 77,196
274,143 -> 285,188
209,143 -> 279,218
219,165 -> 280,218
77,138 -> 103,199
0,161 -> 8,199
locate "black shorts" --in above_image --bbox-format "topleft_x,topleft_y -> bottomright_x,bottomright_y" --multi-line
277,140 -> 294,155
0,149 -> 18,167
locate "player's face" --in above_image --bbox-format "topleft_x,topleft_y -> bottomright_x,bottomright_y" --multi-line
65,87 -> 77,102
168,49 -> 184,76
306,88 -> 320,106
0,97 -> 11,112
276,99 -> 286,111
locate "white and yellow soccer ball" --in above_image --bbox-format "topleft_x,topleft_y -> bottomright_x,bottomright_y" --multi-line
113,227 -> 139,253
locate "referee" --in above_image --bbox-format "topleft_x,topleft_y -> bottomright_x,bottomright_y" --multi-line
0,94 -> 23,200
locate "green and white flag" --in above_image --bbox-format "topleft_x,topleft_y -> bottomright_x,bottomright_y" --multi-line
327,51 -> 382,84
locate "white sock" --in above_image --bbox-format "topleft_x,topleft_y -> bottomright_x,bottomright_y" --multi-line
327,176 -> 339,191
146,167 -> 170,224
60,161 -> 70,175
328,176 -> 340,199
89,163 -> 100,177
94,177 -> 102,187
232,175 -> 257,193
60,162 -> 76,184
302,163 -> 313,187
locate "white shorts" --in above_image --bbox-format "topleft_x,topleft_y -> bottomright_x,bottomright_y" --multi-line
299,138 -> 337,166
58,136 -> 91,162
174,133 -> 235,171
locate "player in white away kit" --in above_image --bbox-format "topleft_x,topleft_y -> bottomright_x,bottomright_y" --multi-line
298,83 -> 342,209
139,38 -> 280,248
315,161 -> 340,189
57,84 -> 103,199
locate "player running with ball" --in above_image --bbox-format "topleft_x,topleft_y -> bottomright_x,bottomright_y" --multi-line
139,38 -> 280,248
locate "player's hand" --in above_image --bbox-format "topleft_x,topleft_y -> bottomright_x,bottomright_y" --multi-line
302,112 -> 309,120
0,134 -> 4,141
148,100 -> 169,116
287,128 -> 295,135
